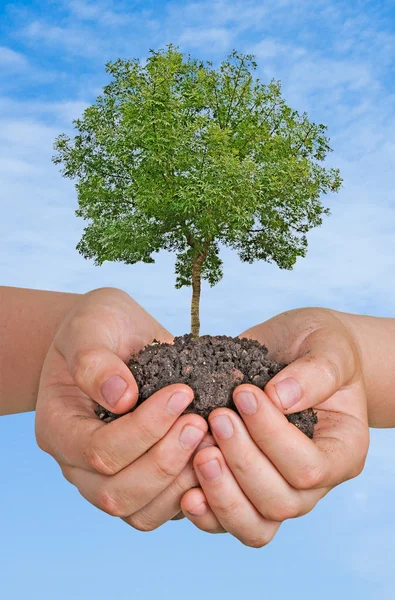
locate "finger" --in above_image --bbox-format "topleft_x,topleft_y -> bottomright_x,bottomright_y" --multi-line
38,383 -> 195,472
239,306 -> 352,365
209,408 -> 327,521
193,446 -> 281,548
255,324 -> 358,415
61,343 -> 139,415
124,435 -> 218,531
54,288 -> 173,415
64,414 -> 207,517
84,383 -> 199,474
124,464 -> 199,531
233,384 -> 367,489
181,487 -> 225,534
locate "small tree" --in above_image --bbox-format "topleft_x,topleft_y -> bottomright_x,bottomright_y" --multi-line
54,44 -> 342,337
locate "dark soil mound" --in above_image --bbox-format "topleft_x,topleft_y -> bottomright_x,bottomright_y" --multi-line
95,334 -> 317,438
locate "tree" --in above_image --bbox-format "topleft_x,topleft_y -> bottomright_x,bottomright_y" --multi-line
53,44 -> 342,337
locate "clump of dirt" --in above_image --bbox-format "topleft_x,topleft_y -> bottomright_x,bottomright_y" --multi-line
95,334 -> 317,438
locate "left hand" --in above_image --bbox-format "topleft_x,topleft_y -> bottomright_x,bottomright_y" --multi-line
35,287 -> 211,531
180,307 -> 369,547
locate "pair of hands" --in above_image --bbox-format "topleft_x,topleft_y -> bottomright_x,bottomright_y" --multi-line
35,288 -> 369,547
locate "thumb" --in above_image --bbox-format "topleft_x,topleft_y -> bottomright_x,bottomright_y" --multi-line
264,326 -> 359,414
68,345 -> 139,414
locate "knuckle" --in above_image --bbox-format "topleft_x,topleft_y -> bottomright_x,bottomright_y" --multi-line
135,420 -> 162,449
322,354 -> 341,387
170,476 -> 187,497
35,411 -> 54,455
169,477 -> 187,498
244,532 -> 272,549
292,464 -> 326,490
265,498 -> 302,522
73,349 -> 101,386
62,312 -> 85,342
86,286 -> 122,298
172,469 -> 199,496
61,466 -> 74,484
85,443 -> 119,475
151,451 -> 180,484
128,512 -> 159,533
253,427 -> 278,448
212,498 -> 241,520
97,486 -> 127,517
201,524 -> 225,535
350,456 -> 366,480
35,429 -> 50,454
230,454 -> 255,476
344,431 -> 369,482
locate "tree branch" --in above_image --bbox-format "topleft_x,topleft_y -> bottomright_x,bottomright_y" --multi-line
236,101 -> 283,156
224,58 -> 245,127
213,80 -> 223,129
269,114 -> 285,137
226,76 -> 251,126
199,143 -> 209,180
260,102 -> 280,127
293,124 -> 315,153
248,223 -> 307,234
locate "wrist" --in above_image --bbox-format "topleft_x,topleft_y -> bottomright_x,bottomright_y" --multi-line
326,309 -> 395,427
0,287 -> 80,415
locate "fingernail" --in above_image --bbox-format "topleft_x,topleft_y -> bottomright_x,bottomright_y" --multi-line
179,425 -> 205,450
101,376 -> 127,407
188,502 -> 207,516
275,377 -> 302,409
234,391 -> 258,415
210,415 -> 234,440
167,392 -> 192,415
198,458 -> 222,481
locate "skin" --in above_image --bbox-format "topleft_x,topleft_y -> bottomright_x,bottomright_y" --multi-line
3,287 -> 395,544
0,286 -> 78,415
35,287 -> 213,530
181,308 -> 371,544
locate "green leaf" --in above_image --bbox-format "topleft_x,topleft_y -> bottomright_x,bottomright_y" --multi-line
53,43 -> 341,305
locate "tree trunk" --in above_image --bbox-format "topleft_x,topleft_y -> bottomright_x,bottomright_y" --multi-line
191,253 -> 205,338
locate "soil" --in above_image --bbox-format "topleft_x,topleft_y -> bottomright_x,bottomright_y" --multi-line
95,334 -> 317,438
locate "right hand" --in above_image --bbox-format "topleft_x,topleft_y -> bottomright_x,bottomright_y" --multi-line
35,287 -> 210,531
181,307 -> 370,545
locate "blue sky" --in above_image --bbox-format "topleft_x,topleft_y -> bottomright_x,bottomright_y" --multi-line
1,0 -> 395,598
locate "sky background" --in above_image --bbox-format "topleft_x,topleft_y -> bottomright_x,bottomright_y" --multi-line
1,0 -> 395,598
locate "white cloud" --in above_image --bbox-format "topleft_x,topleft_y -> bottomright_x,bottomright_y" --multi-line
22,21 -> 102,57
251,39 -> 303,59
166,0 -> 269,30
178,27 -> 231,50
3,0 -> 395,591
0,157 -> 36,176
0,118 -> 59,152
49,101 -> 90,122
0,97 -> 90,124
67,0 -> 134,26
0,46 -> 28,69
2,0 -> 395,330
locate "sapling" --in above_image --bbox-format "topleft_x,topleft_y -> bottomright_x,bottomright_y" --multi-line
53,44 -> 342,436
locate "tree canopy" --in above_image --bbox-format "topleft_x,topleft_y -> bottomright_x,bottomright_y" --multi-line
53,44 -> 342,336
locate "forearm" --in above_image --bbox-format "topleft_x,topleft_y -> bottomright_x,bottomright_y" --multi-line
330,309 -> 395,428
0,287 -> 79,415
